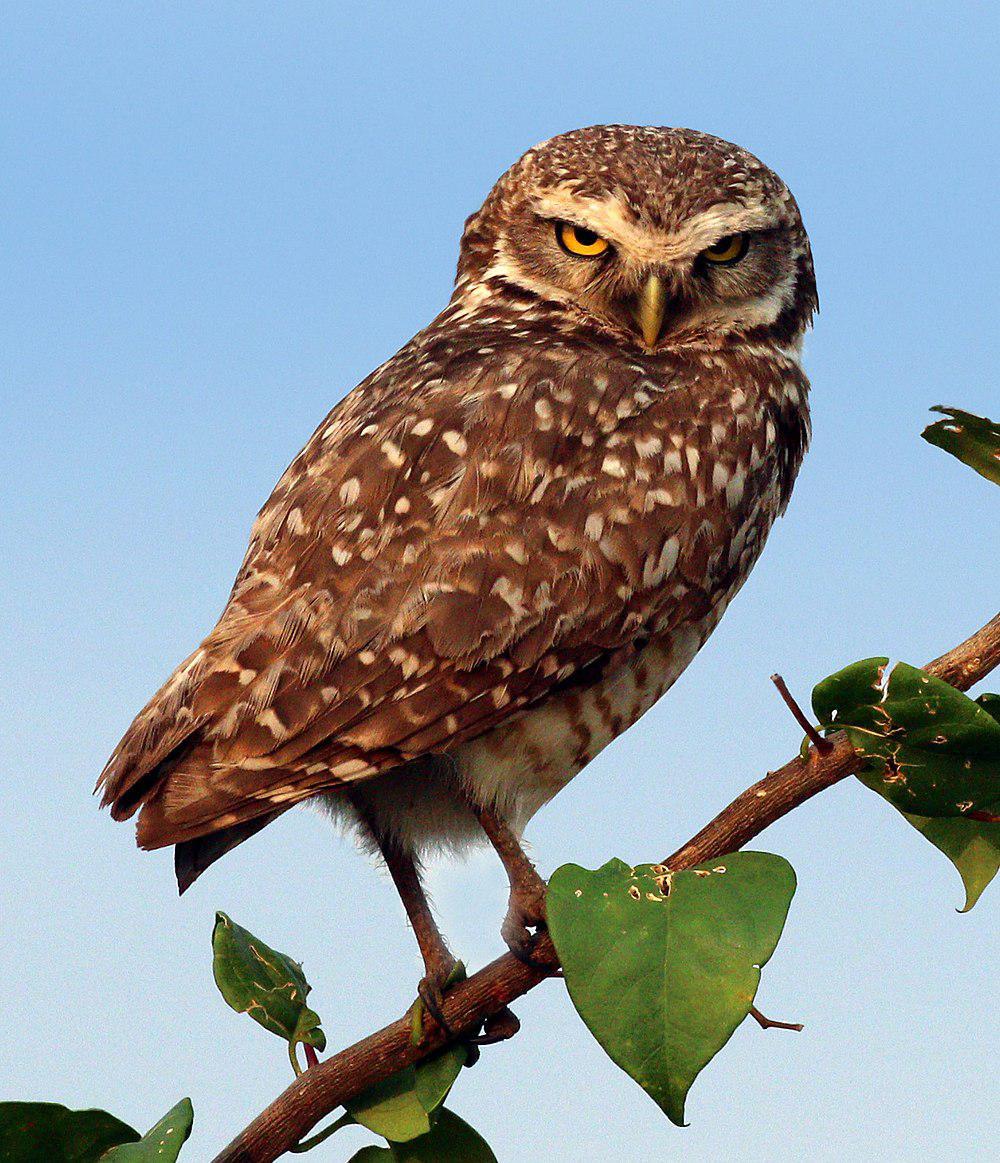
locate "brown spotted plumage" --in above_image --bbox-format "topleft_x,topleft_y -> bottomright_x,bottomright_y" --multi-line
99,125 -> 816,976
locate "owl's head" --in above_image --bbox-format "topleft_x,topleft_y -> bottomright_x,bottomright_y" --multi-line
456,125 -> 817,351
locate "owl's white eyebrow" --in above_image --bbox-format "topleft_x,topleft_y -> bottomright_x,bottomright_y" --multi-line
532,190 -> 779,262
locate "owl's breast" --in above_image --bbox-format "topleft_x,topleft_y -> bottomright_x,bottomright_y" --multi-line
454,606 -> 723,837
451,349 -> 809,831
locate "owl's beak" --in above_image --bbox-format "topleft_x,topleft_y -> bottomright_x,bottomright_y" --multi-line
629,273 -> 669,348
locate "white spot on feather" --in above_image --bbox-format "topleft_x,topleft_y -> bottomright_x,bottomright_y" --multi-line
443,430 -> 468,456
332,757 -> 372,777
642,537 -> 679,588
584,512 -> 605,541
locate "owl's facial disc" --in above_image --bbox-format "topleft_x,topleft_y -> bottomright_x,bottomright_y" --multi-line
480,192 -> 802,351
538,204 -> 800,349
456,127 -> 817,348
625,235 -> 755,345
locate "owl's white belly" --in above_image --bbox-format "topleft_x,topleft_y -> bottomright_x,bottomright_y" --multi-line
328,613 -> 716,855
458,624 -> 707,825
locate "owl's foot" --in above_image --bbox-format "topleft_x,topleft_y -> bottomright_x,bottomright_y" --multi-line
468,1005 -> 521,1046
353,805 -> 464,1045
501,878 -> 551,967
469,800 -> 555,967
409,956 -> 466,1045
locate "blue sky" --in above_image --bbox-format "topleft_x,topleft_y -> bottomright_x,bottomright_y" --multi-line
2,4 -> 997,1160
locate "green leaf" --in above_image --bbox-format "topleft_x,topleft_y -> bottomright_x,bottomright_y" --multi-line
103,1100 -> 194,1161
922,406 -> 1000,485
977,693 -> 1000,725
345,1109 -> 497,1162
346,1046 -> 466,1142
547,852 -> 796,1126
812,659 -> 1000,817
212,913 -> 326,1056
0,1103 -> 139,1162
902,812 -> 1000,912
811,657 -> 888,730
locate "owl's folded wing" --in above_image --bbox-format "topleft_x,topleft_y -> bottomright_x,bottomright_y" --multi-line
98,344 -> 697,850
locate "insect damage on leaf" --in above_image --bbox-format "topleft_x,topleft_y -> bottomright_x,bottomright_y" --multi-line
813,660 -> 1000,819
922,405 -> 1000,485
547,852 -> 796,1126
0,1099 -> 194,1163
815,661 -> 1000,909
211,913 -> 326,1058
103,1099 -> 194,1162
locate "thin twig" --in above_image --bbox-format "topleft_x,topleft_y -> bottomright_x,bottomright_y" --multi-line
213,610 -> 1000,1163
749,1004 -> 804,1032
968,810 -> 1000,824
770,673 -> 833,754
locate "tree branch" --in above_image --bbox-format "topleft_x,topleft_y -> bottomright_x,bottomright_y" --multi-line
213,609 -> 1000,1163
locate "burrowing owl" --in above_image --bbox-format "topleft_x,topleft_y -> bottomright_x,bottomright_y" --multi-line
99,125 -> 816,1004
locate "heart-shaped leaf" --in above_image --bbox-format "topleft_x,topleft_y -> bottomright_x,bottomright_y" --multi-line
812,659 -> 1000,817
345,1108 -> 497,1162
212,913 -> 325,1057
103,1099 -> 193,1161
0,1103 -> 139,1161
902,812 -> 1000,912
346,1046 -> 466,1142
547,852 -> 796,1126
922,405 -> 1000,485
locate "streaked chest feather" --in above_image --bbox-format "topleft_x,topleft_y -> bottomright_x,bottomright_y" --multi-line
456,603 -> 727,831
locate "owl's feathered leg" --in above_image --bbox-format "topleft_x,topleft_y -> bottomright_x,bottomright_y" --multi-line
381,838 -> 457,981
473,805 -> 549,963
349,793 -> 460,1037
375,835 -> 463,1036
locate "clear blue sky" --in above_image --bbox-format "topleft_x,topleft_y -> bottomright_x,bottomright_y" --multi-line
3,4 -> 997,1160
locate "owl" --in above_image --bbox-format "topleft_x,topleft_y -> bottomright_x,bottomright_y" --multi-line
99,125 -> 816,1015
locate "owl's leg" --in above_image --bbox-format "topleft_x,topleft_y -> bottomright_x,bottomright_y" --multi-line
380,838 -> 456,981
473,805 -> 550,963
349,791 -> 461,1036
374,835 -> 463,1035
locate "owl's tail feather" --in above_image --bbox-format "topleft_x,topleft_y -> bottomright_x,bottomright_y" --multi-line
174,811 -> 285,893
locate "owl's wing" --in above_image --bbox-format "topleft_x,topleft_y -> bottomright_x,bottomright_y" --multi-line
99,337 -> 704,851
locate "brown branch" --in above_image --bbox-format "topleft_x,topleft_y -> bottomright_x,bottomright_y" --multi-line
213,609 -> 1000,1163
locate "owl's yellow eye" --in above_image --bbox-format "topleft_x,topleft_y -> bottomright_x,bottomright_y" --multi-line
556,221 -> 610,258
702,233 -> 750,265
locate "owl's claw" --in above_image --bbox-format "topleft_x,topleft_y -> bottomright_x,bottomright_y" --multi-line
468,799 -> 560,970
468,1005 -> 521,1046
409,958 -> 466,1045
500,882 -> 552,968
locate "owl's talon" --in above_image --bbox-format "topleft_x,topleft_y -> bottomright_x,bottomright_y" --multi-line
409,958 -> 466,1044
502,927 -> 556,970
500,883 -> 554,968
469,1005 -> 521,1046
